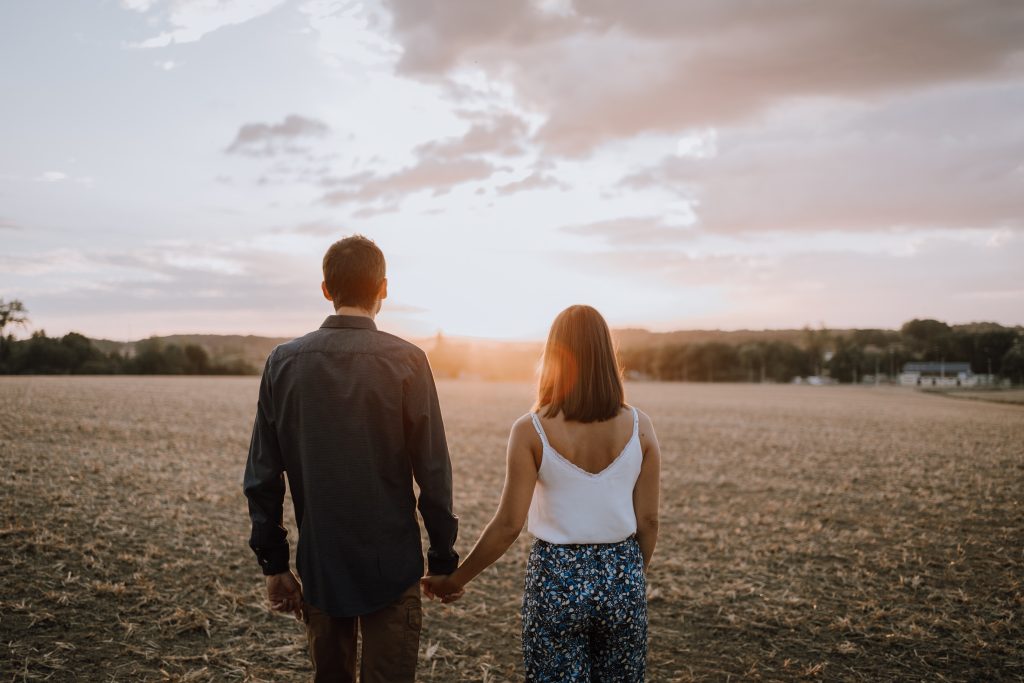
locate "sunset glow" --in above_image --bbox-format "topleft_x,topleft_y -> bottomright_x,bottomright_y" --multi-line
2,2 -> 1023,341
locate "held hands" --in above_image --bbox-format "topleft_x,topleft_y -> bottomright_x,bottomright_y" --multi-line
267,570 -> 305,621
421,574 -> 465,604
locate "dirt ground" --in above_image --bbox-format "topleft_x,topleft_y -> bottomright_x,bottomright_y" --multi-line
926,388 -> 1024,406
1,377 -> 1022,681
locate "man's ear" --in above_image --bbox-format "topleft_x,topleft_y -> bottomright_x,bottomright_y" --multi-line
321,281 -> 333,302
378,278 -> 388,301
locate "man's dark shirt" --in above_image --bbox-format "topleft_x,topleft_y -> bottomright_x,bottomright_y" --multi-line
242,314 -> 459,617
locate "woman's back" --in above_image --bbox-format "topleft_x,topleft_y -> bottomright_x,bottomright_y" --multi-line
527,405 -> 642,545
533,406 -> 638,475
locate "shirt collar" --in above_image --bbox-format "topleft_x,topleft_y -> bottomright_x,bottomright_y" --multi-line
320,314 -> 378,331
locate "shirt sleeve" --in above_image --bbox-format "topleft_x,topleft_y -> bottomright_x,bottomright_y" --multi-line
404,350 -> 460,575
242,353 -> 290,576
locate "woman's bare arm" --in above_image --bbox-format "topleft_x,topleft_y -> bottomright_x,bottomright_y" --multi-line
633,410 -> 661,570
424,416 -> 538,598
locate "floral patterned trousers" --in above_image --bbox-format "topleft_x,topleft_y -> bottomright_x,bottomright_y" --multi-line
522,536 -> 648,681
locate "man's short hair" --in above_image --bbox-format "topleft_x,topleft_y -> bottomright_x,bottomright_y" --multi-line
322,235 -> 386,311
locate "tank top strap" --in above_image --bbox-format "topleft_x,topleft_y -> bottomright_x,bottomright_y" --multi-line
631,405 -> 639,435
529,412 -> 551,450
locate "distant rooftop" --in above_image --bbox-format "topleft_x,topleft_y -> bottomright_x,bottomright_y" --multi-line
902,361 -> 972,374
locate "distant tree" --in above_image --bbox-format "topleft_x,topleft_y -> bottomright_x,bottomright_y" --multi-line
0,298 -> 29,338
162,344 -> 187,374
427,332 -> 467,379
209,357 -> 257,375
619,346 -> 656,379
61,332 -> 96,369
951,326 -> 1017,375
20,331 -> 75,373
183,344 -> 211,374
0,329 -> 259,376
762,340 -> 812,383
860,345 -> 886,382
828,337 -> 865,383
653,344 -> 689,381
900,319 -> 954,359
78,348 -> 123,374
851,328 -> 899,349
737,343 -> 761,382
1001,341 -> 1024,386
802,325 -> 832,377
687,342 -> 741,382
131,338 -> 169,374
0,299 -> 30,369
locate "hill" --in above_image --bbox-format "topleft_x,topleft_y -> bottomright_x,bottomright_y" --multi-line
90,334 -> 294,372
611,327 -> 854,349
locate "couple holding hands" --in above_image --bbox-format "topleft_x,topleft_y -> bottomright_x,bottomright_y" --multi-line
243,235 -> 661,682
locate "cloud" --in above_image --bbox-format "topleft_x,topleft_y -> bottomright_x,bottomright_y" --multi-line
273,220 -> 350,236
382,0 -> 1024,155
34,171 -> 67,182
496,171 -> 568,195
321,158 -> 496,205
0,218 -> 21,231
4,240 -> 429,338
383,0 -> 571,74
3,241 -> 311,313
120,0 -> 158,11
126,0 -> 289,48
414,113 -> 529,160
0,248 -> 95,276
352,204 -> 402,219
618,83 -> 1024,233
225,115 -> 331,157
558,231 -> 1024,328
318,111 -> 527,206
561,216 -> 692,244
298,0 -> 402,70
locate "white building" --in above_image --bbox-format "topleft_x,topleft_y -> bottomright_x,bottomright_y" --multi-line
899,361 -> 977,387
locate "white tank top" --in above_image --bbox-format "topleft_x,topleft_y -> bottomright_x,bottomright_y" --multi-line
526,406 -> 643,544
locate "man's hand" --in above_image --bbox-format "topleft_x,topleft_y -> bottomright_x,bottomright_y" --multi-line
421,574 -> 465,604
267,570 -> 304,621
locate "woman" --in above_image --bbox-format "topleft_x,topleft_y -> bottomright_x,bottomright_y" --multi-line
423,305 -> 662,681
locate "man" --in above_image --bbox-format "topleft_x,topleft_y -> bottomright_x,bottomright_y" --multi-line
243,234 -> 459,682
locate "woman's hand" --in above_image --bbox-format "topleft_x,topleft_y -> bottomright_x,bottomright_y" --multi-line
421,574 -> 465,603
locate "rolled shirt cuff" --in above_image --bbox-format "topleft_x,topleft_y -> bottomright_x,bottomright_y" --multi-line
257,545 -> 290,576
426,551 -> 459,576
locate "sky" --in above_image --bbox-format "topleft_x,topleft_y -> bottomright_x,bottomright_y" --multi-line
1,0 -> 1023,342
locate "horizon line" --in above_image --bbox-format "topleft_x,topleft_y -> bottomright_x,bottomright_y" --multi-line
18,317 -> 1024,346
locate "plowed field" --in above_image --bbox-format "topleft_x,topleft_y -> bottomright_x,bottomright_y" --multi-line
2,377 -> 1022,681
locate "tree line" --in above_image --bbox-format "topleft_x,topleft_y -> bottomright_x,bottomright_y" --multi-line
2,299 -> 1022,383
0,331 -> 255,375
619,320 -> 1024,384
0,300 -> 254,375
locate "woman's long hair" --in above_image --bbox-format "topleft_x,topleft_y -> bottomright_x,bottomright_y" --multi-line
533,305 -> 625,423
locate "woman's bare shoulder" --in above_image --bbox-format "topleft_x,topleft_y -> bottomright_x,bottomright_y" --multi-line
509,412 -> 543,468
510,412 -> 541,444
624,403 -> 653,422
628,405 -> 658,447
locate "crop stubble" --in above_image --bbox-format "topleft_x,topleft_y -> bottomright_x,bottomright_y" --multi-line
1,377 -> 1021,681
